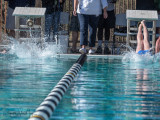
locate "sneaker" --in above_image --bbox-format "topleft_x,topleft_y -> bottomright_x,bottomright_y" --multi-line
95,46 -> 102,54
79,48 -> 87,54
88,49 -> 95,54
104,46 -> 111,54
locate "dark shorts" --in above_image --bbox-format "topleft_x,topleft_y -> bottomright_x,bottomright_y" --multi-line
69,14 -> 80,32
98,10 -> 116,29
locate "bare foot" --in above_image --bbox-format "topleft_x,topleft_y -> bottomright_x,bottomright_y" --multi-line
141,20 -> 146,26
138,22 -> 143,31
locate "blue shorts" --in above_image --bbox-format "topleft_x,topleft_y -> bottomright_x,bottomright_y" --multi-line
137,50 -> 150,55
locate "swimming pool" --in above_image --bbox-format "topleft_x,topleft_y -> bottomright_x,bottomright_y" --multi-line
0,54 -> 160,120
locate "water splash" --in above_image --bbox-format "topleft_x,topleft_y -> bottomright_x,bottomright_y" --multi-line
122,51 -> 155,65
114,43 -> 134,55
1,32 -> 67,59
9,42 -> 59,58
120,44 -> 155,64
153,52 -> 160,62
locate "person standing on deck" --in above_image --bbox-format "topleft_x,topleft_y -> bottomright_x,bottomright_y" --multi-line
73,0 -> 108,54
96,0 -> 117,55
4,0 -> 35,37
69,0 -> 80,53
41,0 -> 65,42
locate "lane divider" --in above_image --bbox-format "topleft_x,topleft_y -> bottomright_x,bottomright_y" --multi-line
29,54 -> 87,120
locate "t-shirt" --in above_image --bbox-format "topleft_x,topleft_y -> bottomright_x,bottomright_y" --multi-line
136,0 -> 156,10
77,0 -> 108,16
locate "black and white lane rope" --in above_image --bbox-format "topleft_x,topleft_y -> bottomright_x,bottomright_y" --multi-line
29,54 -> 87,120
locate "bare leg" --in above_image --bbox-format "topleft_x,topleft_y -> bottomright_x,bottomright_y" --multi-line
155,36 -> 160,53
136,23 -> 143,53
141,20 -> 150,50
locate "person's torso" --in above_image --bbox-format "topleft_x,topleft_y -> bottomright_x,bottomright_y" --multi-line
77,0 -> 102,15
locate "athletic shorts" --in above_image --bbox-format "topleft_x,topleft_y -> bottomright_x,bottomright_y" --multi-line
69,14 -> 80,32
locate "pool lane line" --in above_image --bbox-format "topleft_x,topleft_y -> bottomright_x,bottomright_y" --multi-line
29,54 -> 87,120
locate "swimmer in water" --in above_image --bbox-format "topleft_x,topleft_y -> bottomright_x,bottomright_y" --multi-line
136,20 -> 150,55
136,20 -> 160,55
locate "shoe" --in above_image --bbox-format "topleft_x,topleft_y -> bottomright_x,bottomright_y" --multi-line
95,46 -> 102,54
88,49 -> 95,54
79,48 -> 87,54
104,46 -> 111,54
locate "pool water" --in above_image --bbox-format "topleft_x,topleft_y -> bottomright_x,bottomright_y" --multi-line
0,54 -> 75,120
0,54 -> 160,120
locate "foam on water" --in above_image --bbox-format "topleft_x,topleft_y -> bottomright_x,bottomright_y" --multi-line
122,51 -> 154,63
1,33 -> 65,59
120,44 -> 156,64
9,42 -> 60,58
121,49 -> 160,73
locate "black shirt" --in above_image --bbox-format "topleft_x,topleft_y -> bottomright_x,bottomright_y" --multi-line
42,0 -> 65,14
136,0 -> 156,10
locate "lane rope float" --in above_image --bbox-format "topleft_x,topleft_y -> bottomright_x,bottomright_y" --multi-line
29,54 -> 87,120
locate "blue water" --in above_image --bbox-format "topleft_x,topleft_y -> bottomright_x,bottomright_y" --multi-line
0,54 -> 160,120
0,54 -> 75,120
